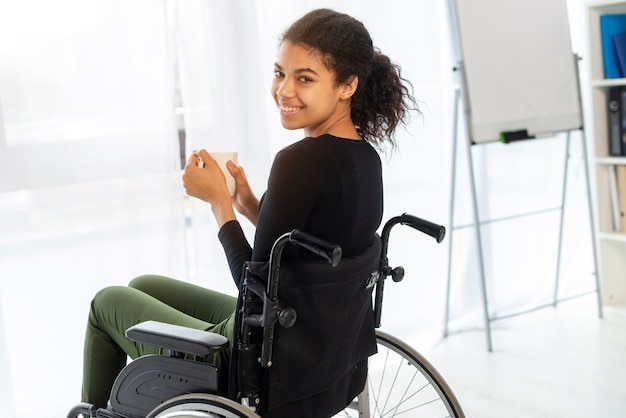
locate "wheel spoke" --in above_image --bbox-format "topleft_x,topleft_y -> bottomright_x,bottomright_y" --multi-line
334,331 -> 463,418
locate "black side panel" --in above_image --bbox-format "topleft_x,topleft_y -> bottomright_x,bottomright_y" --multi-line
109,355 -> 219,418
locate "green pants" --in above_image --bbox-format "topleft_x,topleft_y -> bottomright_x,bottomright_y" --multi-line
81,275 -> 237,409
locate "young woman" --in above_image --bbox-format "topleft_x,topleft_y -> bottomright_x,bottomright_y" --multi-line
81,8 -> 418,417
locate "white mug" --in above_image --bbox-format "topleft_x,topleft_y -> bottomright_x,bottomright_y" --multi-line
207,152 -> 238,196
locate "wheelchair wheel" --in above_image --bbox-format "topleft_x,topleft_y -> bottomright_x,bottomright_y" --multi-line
145,393 -> 260,418
335,330 -> 464,418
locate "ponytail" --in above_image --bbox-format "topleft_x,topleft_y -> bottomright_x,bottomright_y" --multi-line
352,50 -> 419,150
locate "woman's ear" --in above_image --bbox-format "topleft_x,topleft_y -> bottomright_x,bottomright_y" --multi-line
340,75 -> 359,100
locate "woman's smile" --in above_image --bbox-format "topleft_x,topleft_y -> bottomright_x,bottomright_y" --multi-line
278,103 -> 303,115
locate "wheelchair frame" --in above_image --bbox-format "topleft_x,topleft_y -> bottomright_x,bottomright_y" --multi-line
68,213 -> 464,418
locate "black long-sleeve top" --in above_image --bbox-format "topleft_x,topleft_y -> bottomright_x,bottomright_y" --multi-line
218,134 -> 383,286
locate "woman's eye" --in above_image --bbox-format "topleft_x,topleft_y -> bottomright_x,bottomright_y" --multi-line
298,76 -> 312,83
273,70 -> 284,78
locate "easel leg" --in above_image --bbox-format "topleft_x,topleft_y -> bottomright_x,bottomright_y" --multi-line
464,127 -> 493,352
573,54 -> 603,318
445,88 -> 493,351
444,89 -> 460,339
553,133 -> 571,305
580,129 -> 604,318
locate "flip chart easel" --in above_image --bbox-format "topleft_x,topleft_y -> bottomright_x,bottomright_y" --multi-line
445,0 -> 603,351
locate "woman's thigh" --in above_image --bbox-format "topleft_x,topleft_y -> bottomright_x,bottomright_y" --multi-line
91,285 -> 227,357
128,275 -> 237,324
90,284 -> 235,385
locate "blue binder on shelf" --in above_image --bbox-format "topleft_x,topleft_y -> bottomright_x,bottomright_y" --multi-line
614,33 -> 626,79
600,14 -> 626,78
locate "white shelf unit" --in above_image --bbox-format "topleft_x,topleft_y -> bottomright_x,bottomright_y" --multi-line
588,0 -> 626,303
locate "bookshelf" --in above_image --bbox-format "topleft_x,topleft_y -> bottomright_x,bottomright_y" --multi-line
587,0 -> 626,303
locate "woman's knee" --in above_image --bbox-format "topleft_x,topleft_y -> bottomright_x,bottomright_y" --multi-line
92,286 -> 129,309
128,274 -> 169,291
89,285 -> 133,329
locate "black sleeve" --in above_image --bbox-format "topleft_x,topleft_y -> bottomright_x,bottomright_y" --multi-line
217,220 -> 252,288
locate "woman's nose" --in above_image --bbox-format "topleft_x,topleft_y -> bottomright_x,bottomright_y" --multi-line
276,77 -> 294,98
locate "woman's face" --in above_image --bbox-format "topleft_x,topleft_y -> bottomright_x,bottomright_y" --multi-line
271,41 -> 355,138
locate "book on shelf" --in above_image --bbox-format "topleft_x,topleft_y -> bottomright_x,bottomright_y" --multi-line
606,86 -> 626,155
609,164 -> 621,231
617,165 -> 626,233
600,14 -> 626,78
609,86 -> 622,155
614,33 -> 626,77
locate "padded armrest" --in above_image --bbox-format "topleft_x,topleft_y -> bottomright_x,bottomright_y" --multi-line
126,320 -> 229,357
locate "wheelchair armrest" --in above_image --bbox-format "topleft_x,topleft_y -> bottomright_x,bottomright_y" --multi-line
126,320 -> 229,358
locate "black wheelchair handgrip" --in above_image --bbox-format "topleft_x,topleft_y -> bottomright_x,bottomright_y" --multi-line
400,213 -> 446,243
289,230 -> 342,267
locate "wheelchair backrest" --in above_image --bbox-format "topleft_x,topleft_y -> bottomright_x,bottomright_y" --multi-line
235,235 -> 382,417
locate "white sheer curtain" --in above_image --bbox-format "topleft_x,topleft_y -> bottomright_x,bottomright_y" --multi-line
0,1 -> 186,416
0,1 -> 593,417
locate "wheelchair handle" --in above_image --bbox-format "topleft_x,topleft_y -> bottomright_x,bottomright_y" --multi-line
390,213 -> 446,244
375,213 -> 446,328
288,230 -> 342,267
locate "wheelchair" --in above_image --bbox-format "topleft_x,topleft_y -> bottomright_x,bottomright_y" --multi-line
68,214 -> 465,418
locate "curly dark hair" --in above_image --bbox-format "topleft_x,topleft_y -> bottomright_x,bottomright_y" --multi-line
280,8 -> 419,149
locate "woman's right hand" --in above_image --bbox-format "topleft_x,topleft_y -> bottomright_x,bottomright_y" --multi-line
227,161 -> 260,226
183,150 -> 236,228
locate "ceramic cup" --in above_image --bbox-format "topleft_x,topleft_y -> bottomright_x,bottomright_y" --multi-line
209,152 -> 238,196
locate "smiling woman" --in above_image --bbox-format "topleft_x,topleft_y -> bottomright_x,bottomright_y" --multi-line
81,8 -> 420,417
